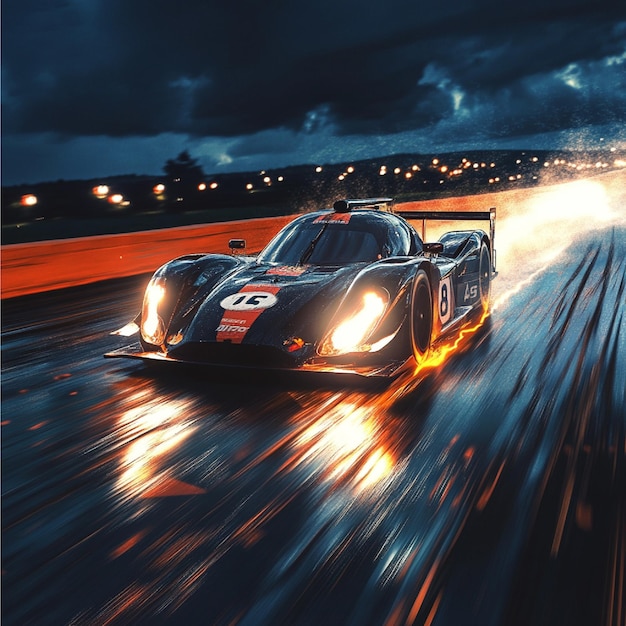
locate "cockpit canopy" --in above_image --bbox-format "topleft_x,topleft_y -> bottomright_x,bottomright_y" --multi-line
258,210 -> 423,266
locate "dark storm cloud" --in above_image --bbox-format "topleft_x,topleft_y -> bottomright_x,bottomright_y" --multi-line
2,0 -> 625,150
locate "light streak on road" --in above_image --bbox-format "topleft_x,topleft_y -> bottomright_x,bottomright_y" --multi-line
114,398 -> 198,501
292,400 -> 398,495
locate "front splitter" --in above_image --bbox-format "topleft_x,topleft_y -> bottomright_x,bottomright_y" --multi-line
104,342 -> 409,379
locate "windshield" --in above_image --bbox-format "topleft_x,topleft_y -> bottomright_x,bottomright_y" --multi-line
258,212 -> 417,266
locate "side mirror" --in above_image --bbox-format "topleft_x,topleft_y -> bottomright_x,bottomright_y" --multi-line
423,242 -> 443,256
229,239 -> 246,253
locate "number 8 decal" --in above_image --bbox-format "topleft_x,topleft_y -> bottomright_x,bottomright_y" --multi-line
439,276 -> 452,325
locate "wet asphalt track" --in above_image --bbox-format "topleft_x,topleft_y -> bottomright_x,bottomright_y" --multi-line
2,225 -> 625,626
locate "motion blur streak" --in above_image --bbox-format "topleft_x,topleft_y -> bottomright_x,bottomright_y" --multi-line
1,172 -> 625,626
102,396 -> 200,500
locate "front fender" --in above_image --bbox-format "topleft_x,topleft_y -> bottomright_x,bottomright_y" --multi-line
323,257 -> 434,351
140,254 -> 246,350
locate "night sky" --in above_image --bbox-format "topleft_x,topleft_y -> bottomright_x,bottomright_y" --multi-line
2,0 -> 625,185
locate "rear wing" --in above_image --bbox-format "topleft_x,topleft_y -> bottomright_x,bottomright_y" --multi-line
333,197 -> 394,212
396,207 -> 496,273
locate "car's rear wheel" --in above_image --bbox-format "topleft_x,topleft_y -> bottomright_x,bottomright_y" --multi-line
410,269 -> 433,365
478,242 -> 491,313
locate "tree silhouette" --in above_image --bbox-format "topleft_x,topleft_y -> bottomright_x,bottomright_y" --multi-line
163,150 -> 205,184
162,150 -> 205,211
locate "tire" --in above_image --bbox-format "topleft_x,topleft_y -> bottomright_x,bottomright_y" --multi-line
410,269 -> 433,365
478,242 -> 491,313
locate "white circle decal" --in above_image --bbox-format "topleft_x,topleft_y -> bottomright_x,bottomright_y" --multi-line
220,291 -> 278,311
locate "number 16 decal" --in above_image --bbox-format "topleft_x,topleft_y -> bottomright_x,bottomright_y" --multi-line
220,291 -> 278,311
439,276 -> 453,325
216,284 -> 281,344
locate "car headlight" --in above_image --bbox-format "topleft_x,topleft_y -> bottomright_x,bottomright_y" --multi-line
319,290 -> 389,356
141,278 -> 166,346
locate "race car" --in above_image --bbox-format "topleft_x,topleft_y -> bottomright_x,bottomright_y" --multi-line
106,198 -> 496,378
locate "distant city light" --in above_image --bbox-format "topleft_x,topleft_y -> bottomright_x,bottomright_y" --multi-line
10,149 -> 626,224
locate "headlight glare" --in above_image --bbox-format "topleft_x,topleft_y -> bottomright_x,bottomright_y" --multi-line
321,290 -> 388,356
141,280 -> 166,345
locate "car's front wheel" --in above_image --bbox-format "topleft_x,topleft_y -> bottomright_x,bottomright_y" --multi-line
410,269 -> 433,366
